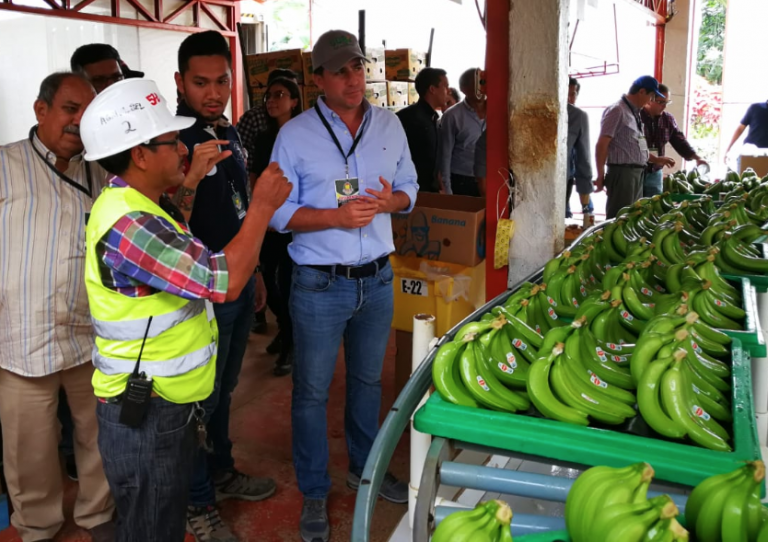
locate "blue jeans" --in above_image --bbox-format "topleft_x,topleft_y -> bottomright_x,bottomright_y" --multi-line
290,262 -> 395,498
189,276 -> 255,507
643,169 -> 663,197
97,399 -> 196,542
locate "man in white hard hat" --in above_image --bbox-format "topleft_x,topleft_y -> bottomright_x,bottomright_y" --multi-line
79,78 -> 291,541
0,71 -> 116,542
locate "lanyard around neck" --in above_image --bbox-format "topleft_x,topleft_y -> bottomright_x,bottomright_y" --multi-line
28,127 -> 93,199
314,103 -> 367,179
621,96 -> 643,133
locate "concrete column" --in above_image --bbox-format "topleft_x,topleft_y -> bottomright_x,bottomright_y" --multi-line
507,0 -> 570,286
661,0 -> 695,172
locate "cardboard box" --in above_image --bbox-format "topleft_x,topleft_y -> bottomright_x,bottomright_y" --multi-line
246,49 -> 304,87
250,87 -> 267,108
391,193 -> 487,267
408,82 -> 418,105
365,47 -> 386,81
739,155 -> 768,177
385,49 -> 426,81
302,85 -> 323,111
302,51 -> 314,86
365,82 -> 388,108
387,81 -> 409,109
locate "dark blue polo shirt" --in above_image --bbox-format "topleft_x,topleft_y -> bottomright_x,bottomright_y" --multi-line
177,101 -> 250,253
742,102 -> 768,149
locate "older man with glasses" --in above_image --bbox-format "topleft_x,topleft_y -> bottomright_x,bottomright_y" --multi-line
640,83 -> 708,197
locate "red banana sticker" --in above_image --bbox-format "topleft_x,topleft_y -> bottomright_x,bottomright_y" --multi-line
581,393 -> 599,404
580,285 -> 587,296
692,405 -> 711,421
621,310 -> 634,321
498,362 -> 515,375
655,285 -> 666,292
506,352 -> 517,367
572,297 -> 580,307
547,296 -> 558,307
714,299 -> 724,307
476,376 -> 490,391
512,339 -> 527,351
548,307 -> 558,320
641,287 -> 653,297
611,354 -> 629,363
595,347 -> 607,362
590,373 -> 608,388
692,342 -> 702,354
607,343 -> 621,351
535,325 -> 542,334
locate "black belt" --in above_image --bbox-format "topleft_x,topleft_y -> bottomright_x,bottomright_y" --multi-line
308,256 -> 389,279
607,163 -> 646,169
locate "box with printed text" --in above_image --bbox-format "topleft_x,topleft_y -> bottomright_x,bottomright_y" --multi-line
391,193 -> 487,268
365,82 -> 388,108
385,49 -> 426,81
365,47 -> 386,81
408,82 -> 418,105
302,85 -> 323,111
246,49 -> 304,88
387,81 -> 410,109
302,51 -> 314,85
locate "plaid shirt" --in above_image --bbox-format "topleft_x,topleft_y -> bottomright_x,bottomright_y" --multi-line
641,109 -> 697,172
236,105 -> 269,174
95,178 -> 228,302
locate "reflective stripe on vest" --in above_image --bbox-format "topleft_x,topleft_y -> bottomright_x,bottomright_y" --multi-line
93,340 -> 216,378
91,299 -> 206,341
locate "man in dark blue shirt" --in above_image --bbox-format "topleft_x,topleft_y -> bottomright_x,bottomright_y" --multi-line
172,30 -> 275,542
726,101 -> 768,159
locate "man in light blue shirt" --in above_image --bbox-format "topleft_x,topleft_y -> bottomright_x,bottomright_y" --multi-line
438,67 -> 486,196
269,29 -> 418,542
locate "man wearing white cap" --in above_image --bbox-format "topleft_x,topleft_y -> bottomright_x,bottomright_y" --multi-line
78,78 -> 291,541
269,29 -> 418,542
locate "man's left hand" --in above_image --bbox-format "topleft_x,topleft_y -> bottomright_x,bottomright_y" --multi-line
366,177 -> 396,214
696,158 -> 710,170
255,272 -> 267,312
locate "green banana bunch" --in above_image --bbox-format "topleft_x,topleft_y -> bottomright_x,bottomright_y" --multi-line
432,339 -> 478,408
432,499 -> 513,542
565,462 -> 655,542
685,461 -> 766,542
718,233 -> 768,275
591,495 -> 680,542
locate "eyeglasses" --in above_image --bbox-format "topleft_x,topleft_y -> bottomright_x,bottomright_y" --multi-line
655,99 -> 673,106
142,137 -> 182,148
264,91 -> 288,102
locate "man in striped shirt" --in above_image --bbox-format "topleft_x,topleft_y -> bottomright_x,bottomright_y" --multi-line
594,75 -> 674,218
0,72 -> 115,542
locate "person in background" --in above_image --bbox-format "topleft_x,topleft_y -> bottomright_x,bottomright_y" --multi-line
251,77 -> 303,376
172,30 -> 275,542
438,68 -> 486,196
641,83 -> 707,197
237,68 -> 299,338
0,71 -> 115,542
269,29 -> 419,542
725,99 -> 768,163
397,67 -> 449,193
594,75 -> 673,218
566,77 -> 594,218
444,87 -> 460,110
71,43 -> 143,94
79,78 -> 290,542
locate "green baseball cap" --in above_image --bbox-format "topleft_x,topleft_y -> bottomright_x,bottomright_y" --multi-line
311,30 -> 369,73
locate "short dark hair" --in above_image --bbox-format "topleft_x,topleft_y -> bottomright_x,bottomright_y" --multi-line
448,87 -> 460,102
658,83 -> 669,95
268,69 -> 298,84
414,68 -> 447,97
459,68 -> 478,92
97,148 -> 133,177
37,72 -> 90,105
569,77 -> 580,92
71,43 -> 121,72
178,30 -> 231,75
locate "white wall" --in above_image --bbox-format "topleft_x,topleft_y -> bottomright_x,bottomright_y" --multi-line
0,11 -> 230,145
309,0 -> 487,96
721,0 -> 768,160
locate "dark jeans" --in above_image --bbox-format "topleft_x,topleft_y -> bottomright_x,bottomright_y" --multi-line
451,173 -> 481,197
97,399 -> 196,542
58,388 -> 75,457
290,262 -> 394,498
261,231 -> 293,354
189,276 -> 256,507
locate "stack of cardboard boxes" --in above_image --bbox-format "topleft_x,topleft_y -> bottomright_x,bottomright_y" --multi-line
383,48 -> 426,111
244,47 -> 427,113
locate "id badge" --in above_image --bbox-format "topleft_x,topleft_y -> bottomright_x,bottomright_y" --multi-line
335,177 -> 360,208
232,191 -> 246,220
638,135 -> 649,153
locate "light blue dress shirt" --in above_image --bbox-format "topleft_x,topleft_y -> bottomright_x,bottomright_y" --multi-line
269,98 -> 419,266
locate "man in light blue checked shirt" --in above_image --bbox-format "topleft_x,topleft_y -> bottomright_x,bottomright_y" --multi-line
268,29 -> 418,542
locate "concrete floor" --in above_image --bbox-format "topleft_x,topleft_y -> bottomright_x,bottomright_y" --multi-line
0,321 -> 410,542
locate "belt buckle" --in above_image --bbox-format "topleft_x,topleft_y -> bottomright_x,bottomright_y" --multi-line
345,266 -> 355,280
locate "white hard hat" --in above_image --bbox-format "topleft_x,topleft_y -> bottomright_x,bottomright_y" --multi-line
81,78 -> 195,161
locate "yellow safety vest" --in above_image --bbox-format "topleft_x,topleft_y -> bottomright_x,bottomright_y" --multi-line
84,185 -> 217,404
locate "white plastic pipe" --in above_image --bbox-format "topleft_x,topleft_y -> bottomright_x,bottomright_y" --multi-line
409,314 -> 436,529
754,292 -> 768,445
